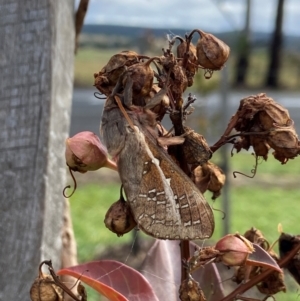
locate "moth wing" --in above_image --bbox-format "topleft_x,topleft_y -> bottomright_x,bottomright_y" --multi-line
124,130 -> 214,240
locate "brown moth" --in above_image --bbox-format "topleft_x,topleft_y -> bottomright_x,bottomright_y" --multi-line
100,74 -> 214,240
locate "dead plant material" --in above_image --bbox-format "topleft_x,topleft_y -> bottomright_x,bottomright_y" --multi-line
234,228 -> 286,295
179,276 -> 206,301
176,38 -> 198,86
94,50 -> 140,96
192,161 -> 225,199
104,186 -> 137,236
279,233 -> 300,285
196,30 -> 230,71
181,127 -> 212,166
232,93 -> 300,163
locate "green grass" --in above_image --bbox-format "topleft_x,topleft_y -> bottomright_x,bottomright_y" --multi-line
70,183 -> 131,262
74,47 -> 126,87
74,46 -> 300,90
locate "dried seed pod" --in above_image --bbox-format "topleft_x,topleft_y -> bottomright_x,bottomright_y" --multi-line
256,269 -> 286,295
267,127 -> 300,164
104,187 -> 137,236
192,161 -> 225,199
181,127 -> 212,166
179,276 -> 206,301
196,30 -> 230,70
30,274 -> 63,301
240,228 -> 286,294
244,227 -> 268,249
94,50 -> 140,96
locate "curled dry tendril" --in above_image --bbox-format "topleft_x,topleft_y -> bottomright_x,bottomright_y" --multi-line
233,154 -> 258,179
211,204 -> 226,220
63,167 -> 77,198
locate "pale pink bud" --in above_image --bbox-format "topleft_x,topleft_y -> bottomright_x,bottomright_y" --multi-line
215,234 -> 254,266
65,131 -> 117,173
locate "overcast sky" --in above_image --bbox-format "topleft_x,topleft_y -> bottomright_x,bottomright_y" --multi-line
78,0 -> 300,35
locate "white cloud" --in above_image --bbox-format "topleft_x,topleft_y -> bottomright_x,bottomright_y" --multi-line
80,0 -> 299,35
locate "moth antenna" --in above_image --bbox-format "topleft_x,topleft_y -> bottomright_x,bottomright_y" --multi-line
63,167 -> 77,198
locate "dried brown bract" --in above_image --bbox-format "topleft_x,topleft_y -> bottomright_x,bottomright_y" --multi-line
196,30 -> 230,71
94,50 -> 140,96
176,38 -> 198,86
30,274 -> 63,301
234,228 -> 286,295
192,161 -> 225,199
233,93 -> 300,163
144,84 -> 170,121
179,276 -> 206,301
181,127 -> 212,166
30,260 -> 84,301
104,186 -> 137,236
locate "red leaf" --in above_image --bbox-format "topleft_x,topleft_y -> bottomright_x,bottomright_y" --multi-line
141,240 -> 225,301
57,260 -> 159,301
246,243 -> 281,272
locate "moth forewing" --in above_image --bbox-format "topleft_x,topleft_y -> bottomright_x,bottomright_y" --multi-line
101,103 -> 215,240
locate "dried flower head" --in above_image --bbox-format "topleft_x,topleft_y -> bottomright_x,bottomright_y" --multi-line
233,93 -> 300,163
94,50 -> 140,96
192,161 -> 225,199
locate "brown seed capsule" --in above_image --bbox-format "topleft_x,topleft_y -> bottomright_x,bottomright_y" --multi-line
234,228 -> 286,294
125,59 -> 155,106
192,161 -> 225,199
196,30 -> 230,70
181,127 -> 212,166
94,50 -> 140,96
30,274 -> 63,301
104,188 -> 137,236
179,276 -> 206,301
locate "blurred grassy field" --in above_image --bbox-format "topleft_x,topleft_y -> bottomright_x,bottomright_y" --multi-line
70,152 -> 300,301
74,46 -> 300,90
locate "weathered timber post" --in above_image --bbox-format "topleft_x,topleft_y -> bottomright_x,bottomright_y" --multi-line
0,1 -> 75,300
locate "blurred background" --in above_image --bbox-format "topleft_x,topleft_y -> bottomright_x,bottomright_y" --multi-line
70,1 -> 300,300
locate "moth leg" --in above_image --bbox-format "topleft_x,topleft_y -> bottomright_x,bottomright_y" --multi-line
122,73 -> 134,108
111,66 -> 127,96
144,70 -> 170,110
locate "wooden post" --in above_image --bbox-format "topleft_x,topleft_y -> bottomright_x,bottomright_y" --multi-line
0,1 -> 75,299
